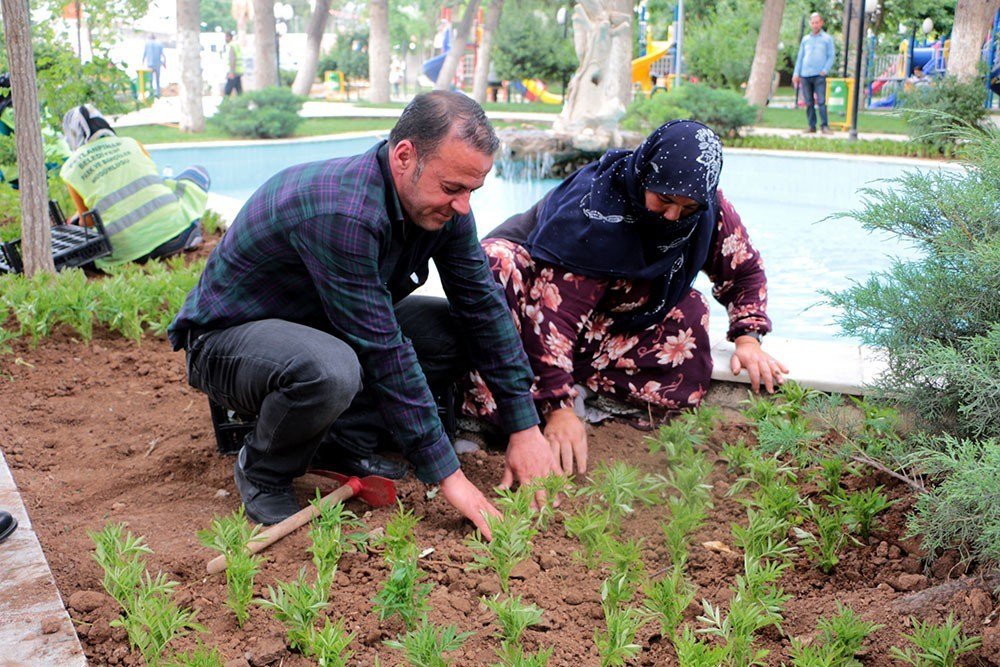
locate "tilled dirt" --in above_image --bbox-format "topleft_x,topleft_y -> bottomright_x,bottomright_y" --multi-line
0,330 -> 997,666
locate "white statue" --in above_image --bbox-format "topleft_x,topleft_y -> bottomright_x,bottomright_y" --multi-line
554,0 -> 632,150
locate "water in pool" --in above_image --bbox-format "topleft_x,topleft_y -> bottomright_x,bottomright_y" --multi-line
150,137 -> 941,344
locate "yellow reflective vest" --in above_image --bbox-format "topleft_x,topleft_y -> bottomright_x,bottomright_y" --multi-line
60,136 -> 207,268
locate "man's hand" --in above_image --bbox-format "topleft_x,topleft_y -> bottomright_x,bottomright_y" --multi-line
440,468 -> 500,540
819,70 -> 826,77
543,407 -> 588,476
730,335 -> 789,394
500,425 -> 561,507
792,75 -> 801,86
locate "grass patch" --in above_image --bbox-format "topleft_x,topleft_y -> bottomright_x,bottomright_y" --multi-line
758,107 -> 909,134
726,134 -> 948,158
118,117 -> 399,145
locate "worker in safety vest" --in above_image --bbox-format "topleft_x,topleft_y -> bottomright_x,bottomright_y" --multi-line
60,104 -> 210,269
223,32 -> 244,96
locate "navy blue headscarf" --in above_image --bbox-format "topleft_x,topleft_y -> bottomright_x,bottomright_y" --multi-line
525,120 -> 723,331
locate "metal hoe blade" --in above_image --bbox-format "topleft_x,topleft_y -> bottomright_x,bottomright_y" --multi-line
309,469 -> 397,507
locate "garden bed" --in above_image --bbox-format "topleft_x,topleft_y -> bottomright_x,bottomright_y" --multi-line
0,329 -> 997,666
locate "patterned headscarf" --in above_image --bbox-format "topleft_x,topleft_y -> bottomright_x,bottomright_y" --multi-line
62,105 -> 116,151
526,120 -> 724,330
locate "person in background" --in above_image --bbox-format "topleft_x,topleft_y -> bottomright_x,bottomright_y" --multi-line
223,32 -> 244,97
168,92 -> 558,532
907,66 -> 932,88
60,105 -> 209,269
142,33 -> 166,98
792,13 -> 836,135
465,120 -> 788,476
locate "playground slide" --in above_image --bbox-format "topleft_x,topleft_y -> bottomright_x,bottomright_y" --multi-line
632,40 -> 672,92
521,79 -> 563,105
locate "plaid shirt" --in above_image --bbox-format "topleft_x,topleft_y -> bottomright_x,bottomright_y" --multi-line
169,141 -> 539,483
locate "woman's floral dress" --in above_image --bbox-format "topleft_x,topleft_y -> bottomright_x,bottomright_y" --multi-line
463,191 -> 771,422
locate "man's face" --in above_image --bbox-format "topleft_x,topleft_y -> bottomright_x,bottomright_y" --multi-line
810,15 -> 823,33
390,134 -> 493,232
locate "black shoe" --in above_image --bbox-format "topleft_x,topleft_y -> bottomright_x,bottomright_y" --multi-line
0,510 -> 17,544
233,448 -> 300,525
315,448 -> 409,480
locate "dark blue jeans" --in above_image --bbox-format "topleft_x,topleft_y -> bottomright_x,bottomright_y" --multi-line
184,297 -> 468,487
801,75 -> 828,130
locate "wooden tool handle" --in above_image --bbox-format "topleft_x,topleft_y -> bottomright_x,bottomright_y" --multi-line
206,477 -> 361,575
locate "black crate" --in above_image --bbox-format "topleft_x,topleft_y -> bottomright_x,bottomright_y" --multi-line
0,203 -> 112,274
209,398 -> 256,455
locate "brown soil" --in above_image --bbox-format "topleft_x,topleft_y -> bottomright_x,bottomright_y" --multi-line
1,329 -> 997,666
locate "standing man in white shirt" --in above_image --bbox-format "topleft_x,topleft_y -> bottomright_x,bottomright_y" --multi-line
792,13 -> 836,135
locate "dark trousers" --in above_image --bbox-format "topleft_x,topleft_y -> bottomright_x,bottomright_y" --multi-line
801,75 -> 828,130
185,296 -> 467,487
224,75 -> 243,96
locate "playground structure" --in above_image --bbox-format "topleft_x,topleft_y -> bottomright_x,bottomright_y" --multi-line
419,1 -> 679,106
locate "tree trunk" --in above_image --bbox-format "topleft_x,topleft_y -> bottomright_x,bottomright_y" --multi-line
253,0 -> 278,88
745,0 -> 785,112
291,0 -> 331,96
472,0 -> 503,103
368,0 -> 390,102
177,0 -> 205,132
435,0 -> 481,91
1,0 -> 55,275
842,0 -> 861,78
611,0 -> 633,108
948,0 -> 999,81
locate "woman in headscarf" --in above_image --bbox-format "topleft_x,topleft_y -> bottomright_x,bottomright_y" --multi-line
464,120 -> 787,473
60,104 -> 210,269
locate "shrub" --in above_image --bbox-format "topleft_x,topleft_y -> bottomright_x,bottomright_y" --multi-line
683,0 -> 758,90
622,85 -> 756,138
901,76 -> 989,154
213,87 -> 305,139
825,128 -> 1000,439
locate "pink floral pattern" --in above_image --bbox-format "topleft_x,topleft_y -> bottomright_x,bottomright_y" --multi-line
464,191 -> 770,422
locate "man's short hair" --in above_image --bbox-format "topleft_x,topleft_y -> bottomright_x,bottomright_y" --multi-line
810,12 -> 823,21
389,91 -> 499,159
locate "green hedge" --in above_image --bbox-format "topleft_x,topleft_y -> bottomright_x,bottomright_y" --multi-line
213,87 -> 305,139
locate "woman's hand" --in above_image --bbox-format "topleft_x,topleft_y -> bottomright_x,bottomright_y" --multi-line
439,468 -> 501,541
730,335 -> 789,394
543,407 -> 588,476
500,425 -> 562,508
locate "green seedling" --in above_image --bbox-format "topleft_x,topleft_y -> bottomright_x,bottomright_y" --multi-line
817,458 -> 847,497
594,604 -> 648,667
599,537 -> 646,609
308,493 -> 367,589
793,502 -> 852,574
373,503 -> 432,630
564,505 -> 613,565
720,439 -> 754,474
741,391 -> 798,424
491,646 -> 553,667
730,455 -> 797,497
305,617 -> 355,667
755,415 -> 823,459
163,645 -> 224,667
383,617 -> 474,667
585,461 -> 666,521
111,571 -> 205,667
888,614 -> 982,667
163,644 -> 224,667
525,473 -> 575,528
197,506 -> 263,627
849,395 -> 900,437
258,567 -> 329,650
648,418 -> 705,458
731,509 -> 796,563
697,595 -> 774,667
482,593 -> 544,645
89,522 -> 152,613
814,603 -> 883,666
466,506 -> 537,594
834,487 -> 894,539
747,478 -> 804,523
662,496 -> 707,566
664,458 -> 713,507
778,380 -> 822,413
673,625 -> 728,667
642,566 -> 695,638
788,640 -> 841,667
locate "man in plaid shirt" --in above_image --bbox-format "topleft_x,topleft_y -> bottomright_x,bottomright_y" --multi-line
169,92 -> 558,534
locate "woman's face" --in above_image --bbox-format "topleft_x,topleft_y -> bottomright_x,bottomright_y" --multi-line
644,191 -> 700,222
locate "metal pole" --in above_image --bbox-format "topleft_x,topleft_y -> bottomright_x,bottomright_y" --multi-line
842,1 -> 852,78
849,7 -> 866,140
675,0 -> 684,88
